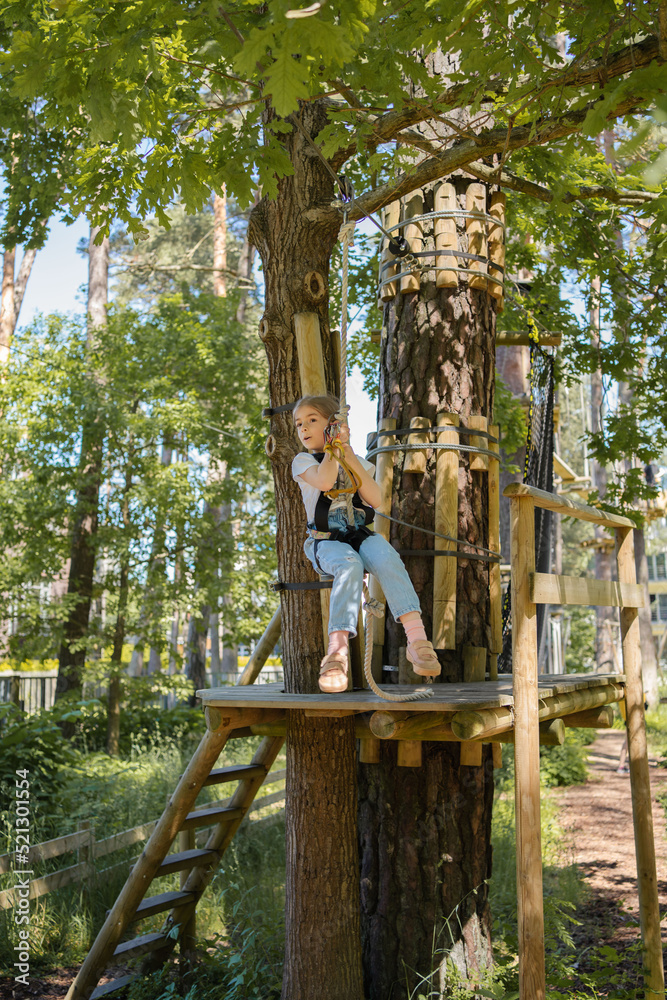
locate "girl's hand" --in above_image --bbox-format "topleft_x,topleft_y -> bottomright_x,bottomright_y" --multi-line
338,423 -> 350,445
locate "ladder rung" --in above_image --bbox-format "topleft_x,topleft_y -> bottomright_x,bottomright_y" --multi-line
180,805 -> 244,831
157,848 -> 218,876
113,932 -> 167,960
202,763 -> 267,787
90,974 -> 137,998
134,889 -> 195,919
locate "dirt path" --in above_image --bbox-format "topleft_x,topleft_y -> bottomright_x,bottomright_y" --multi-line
556,728 -> 667,987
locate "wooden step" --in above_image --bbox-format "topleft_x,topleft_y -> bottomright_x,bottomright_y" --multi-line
90,974 -> 137,998
180,805 -> 244,831
201,763 -> 267,787
133,889 -> 195,920
113,932 -> 167,960
156,848 -> 218,877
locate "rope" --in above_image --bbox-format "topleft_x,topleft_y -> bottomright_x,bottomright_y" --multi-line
362,585 -> 433,703
336,215 -> 433,702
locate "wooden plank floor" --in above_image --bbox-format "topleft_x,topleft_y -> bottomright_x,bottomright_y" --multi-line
198,673 -> 625,714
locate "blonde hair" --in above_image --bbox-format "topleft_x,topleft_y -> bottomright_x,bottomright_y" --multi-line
292,394 -> 339,424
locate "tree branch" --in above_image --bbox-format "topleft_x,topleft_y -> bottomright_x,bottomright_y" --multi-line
349,92 -> 650,221
334,33 -> 665,171
464,160 -> 659,207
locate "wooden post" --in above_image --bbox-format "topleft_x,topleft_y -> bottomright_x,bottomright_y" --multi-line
77,820 -> 93,901
433,413 -> 459,650
379,202 -> 400,301
435,181 -> 458,288
237,607 -> 281,686
465,183 -> 487,291
403,416 -> 431,474
359,737 -> 381,764
179,827 -> 197,957
509,495 -> 546,1000
459,742 -> 483,767
488,192 -> 505,303
369,417 -> 397,680
616,526 -> 665,1000
294,311 -> 331,646
489,423 -> 502,669
468,414 -> 489,472
400,193 -> 423,294
463,645 -> 486,682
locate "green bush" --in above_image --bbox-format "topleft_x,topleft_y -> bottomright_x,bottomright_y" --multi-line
495,728 -> 592,793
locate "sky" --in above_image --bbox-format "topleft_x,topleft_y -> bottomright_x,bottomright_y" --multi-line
16,217 -> 378,456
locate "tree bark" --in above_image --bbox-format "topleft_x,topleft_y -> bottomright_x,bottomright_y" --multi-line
359,178 -> 496,999
249,100 -> 364,1000
106,466 -> 132,756
590,279 -> 616,673
0,247 -> 16,367
634,527 -> 659,706
55,227 -> 108,704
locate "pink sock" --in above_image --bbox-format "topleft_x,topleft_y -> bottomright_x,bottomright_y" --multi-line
327,630 -> 349,656
402,616 -> 427,645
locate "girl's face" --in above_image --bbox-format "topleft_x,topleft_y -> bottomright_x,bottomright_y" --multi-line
294,406 -> 330,451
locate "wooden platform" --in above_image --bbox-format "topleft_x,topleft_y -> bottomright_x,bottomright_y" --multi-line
198,673 -> 625,714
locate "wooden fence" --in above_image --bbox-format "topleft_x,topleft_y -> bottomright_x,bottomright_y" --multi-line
0,668 -> 285,716
0,769 -> 286,910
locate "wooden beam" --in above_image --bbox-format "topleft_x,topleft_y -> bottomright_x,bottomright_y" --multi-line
495,332 -> 562,347
553,453 -> 579,482
509,495 -> 546,1000
486,718 -> 565,746
459,742 -> 483,766
359,737 -> 381,763
435,181 -> 458,288
294,311 -> 331,646
489,424 -> 502,657
504,482 -> 635,530
616,527 -> 665,1000
561,705 -> 614,729
369,710 -> 454,740
463,645 -> 487,682
433,412 -> 459,649
400,193 -> 423,294
451,682 -> 624,741
379,202 -> 400,301
530,572 -> 644,609
397,741 -> 423,766
403,415 -> 431,473
466,183 -> 487,291
468,414 -> 489,472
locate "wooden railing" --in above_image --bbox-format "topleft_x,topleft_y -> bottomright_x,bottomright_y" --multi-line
505,483 -> 664,1000
0,770 -> 286,910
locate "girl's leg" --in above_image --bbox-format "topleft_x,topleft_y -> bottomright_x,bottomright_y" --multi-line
307,540 -> 364,691
359,534 -> 440,676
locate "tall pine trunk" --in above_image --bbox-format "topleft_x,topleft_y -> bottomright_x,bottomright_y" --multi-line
359,179 -> 496,998
55,227 -> 108,704
249,100 -> 364,1000
106,463 -> 132,756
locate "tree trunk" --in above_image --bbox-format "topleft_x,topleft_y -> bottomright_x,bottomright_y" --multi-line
590,280 -> 617,673
359,179 -> 496,998
249,100 -> 364,1000
55,227 -> 108,704
1,247 -> 16,367
213,188 -> 227,298
634,527 -> 659,706
107,464 -> 132,756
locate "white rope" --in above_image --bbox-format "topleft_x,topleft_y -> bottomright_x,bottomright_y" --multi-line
335,215 -> 434,702
362,586 -> 433,703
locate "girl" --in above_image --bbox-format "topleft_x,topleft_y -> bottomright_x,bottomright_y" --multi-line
292,394 -> 440,693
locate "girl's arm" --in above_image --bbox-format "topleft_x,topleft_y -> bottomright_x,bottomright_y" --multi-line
297,451 -> 339,491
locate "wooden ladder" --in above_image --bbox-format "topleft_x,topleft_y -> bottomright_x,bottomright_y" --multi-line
65,706 -> 284,1000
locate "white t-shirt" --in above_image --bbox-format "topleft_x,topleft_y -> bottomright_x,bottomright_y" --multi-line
292,452 -> 376,523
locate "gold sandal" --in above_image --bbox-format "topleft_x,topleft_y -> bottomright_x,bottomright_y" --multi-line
406,639 -> 441,677
318,651 -> 349,693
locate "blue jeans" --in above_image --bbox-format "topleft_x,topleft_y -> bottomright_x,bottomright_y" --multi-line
304,508 -> 420,636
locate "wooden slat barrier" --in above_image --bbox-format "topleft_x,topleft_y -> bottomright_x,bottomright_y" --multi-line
530,572 -> 644,609
505,482 -> 664,1000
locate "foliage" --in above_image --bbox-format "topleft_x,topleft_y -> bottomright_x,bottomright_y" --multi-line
0,284 -> 277,659
495,728 -> 591,793
493,373 -> 528,467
